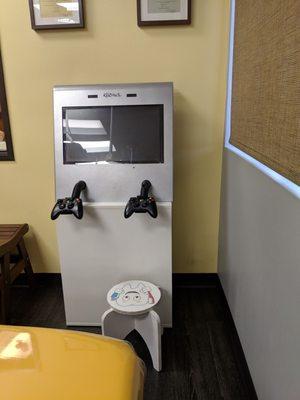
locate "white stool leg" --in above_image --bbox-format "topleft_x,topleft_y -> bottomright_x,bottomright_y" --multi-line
101,309 -> 134,339
135,310 -> 162,372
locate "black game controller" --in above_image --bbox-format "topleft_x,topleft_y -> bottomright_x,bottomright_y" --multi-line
51,181 -> 87,220
124,180 -> 158,219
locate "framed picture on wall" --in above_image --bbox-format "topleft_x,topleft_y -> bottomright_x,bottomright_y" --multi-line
29,0 -> 84,30
137,0 -> 191,26
0,52 -> 14,161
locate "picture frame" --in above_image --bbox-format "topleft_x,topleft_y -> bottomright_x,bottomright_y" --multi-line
0,52 -> 14,161
137,0 -> 191,26
29,0 -> 84,30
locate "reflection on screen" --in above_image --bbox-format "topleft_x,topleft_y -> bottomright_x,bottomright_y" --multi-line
62,105 -> 164,164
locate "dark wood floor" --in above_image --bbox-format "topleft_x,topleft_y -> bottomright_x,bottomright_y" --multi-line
9,274 -> 257,400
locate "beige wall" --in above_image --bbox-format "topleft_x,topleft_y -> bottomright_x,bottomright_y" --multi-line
0,0 -> 229,273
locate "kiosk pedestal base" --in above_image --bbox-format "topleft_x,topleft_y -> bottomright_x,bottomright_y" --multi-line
56,202 -> 172,327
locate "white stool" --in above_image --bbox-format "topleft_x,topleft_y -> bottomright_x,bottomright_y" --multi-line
101,280 -> 162,371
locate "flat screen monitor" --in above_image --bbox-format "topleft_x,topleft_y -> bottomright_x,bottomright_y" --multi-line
54,82 -> 173,202
63,105 -> 164,164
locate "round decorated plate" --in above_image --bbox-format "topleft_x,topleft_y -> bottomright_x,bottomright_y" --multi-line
107,280 -> 161,315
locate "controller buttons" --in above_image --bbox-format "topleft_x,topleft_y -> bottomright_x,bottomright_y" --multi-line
67,202 -> 74,209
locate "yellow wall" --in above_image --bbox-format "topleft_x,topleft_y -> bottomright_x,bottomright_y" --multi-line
0,0 -> 229,273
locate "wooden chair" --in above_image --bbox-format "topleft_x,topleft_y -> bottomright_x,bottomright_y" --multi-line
0,224 -> 35,323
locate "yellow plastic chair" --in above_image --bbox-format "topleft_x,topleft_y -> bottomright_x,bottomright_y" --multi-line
0,325 -> 145,400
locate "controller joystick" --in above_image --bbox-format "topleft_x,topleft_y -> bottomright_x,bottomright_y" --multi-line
124,180 -> 158,219
51,181 -> 86,220
67,201 -> 75,210
59,201 -> 66,210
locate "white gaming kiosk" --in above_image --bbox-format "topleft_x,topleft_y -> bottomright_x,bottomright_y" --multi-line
53,83 -> 173,327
